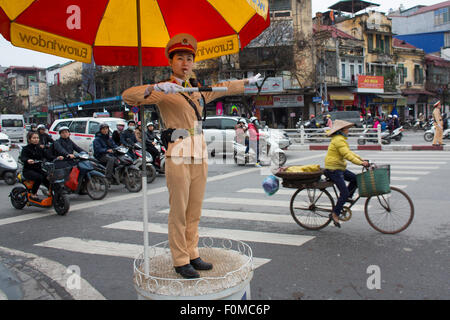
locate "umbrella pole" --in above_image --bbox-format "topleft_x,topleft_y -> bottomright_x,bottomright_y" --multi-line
136,0 -> 149,278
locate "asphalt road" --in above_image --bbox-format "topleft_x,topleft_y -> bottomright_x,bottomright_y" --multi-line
0,140 -> 449,300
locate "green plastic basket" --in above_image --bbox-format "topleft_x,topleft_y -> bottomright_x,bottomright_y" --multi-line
356,167 -> 390,197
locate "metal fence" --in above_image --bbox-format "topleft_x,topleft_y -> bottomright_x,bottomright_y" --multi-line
284,126 -> 382,145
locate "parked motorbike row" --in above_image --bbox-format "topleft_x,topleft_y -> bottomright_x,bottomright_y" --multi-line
357,126 -> 404,145
423,126 -> 450,142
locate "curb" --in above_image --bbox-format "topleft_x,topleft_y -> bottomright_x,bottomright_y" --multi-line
289,144 -> 449,151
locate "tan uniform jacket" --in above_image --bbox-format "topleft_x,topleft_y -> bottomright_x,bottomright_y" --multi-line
122,77 -> 245,159
433,107 -> 443,127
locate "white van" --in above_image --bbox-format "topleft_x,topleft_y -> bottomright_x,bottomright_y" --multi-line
0,114 -> 25,142
48,117 -> 126,152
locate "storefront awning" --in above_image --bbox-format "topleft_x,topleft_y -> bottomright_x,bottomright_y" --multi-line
329,89 -> 354,101
376,94 -> 404,99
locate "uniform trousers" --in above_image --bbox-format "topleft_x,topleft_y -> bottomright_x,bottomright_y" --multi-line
432,124 -> 443,145
165,156 -> 208,267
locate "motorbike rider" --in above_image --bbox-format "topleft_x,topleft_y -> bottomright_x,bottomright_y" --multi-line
393,114 -> 400,130
28,123 -> 38,133
307,114 -> 317,128
53,126 -> 83,167
235,118 -> 248,146
93,123 -> 118,179
112,120 -> 126,146
19,131 -> 60,200
37,124 -> 55,159
120,120 -> 138,159
248,116 -> 261,167
387,114 -> 394,132
418,113 -> 425,127
145,122 -> 161,165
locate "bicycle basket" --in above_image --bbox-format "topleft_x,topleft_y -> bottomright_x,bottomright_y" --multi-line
356,166 -> 390,197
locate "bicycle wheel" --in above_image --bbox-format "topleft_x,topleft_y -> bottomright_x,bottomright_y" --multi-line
364,186 -> 414,234
290,188 -> 334,230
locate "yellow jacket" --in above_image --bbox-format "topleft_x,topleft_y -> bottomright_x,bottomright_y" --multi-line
325,134 -> 363,170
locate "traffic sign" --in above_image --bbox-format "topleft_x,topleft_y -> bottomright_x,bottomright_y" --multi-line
131,106 -> 139,114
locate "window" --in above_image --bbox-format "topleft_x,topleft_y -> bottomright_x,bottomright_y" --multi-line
88,121 -> 100,134
69,121 -> 87,134
202,118 -> 221,129
341,63 -> 346,79
367,34 -> 373,51
54,121 -> 72,131
2,119 -> 23,127
414,65 -> 424,84
221,119 -> 237,130
435,7 -> 450,25
358,64 -> 363,75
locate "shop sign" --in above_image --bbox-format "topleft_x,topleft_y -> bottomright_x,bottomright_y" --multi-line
245,77 -> 283,94
357,75 -> 384,93
273,95 -> 304,107
254,95 -> 273,106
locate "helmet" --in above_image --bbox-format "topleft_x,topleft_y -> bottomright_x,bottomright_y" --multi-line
37,124 -> 46,130
310,114 -> 315,119
146,122 -> 154,127
30,123 -> 37,130
326,114 -> 331,118
238,118 -> 247,124
388,114 -> 393,118
99,123 -> 109,130
393,114 -> 398,118
249,116 -> 258,123
58,126 -> 70,133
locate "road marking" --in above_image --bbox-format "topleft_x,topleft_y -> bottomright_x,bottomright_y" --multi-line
0,212 -> 55,226
348,165 -> 439,170
34,237 -> 271,269
103,221 -> 316,247
158,208 -> 294,224
390,177 -> 419,181
384,171 -> 429,175
203,196 -> 365,212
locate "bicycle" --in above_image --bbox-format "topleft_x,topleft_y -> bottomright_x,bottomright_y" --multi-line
281,163 -> 414,234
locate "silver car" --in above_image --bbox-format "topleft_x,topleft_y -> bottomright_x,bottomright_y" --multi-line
202,116 -> 291,156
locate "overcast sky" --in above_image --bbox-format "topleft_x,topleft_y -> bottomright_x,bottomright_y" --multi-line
0,0 -> 444,69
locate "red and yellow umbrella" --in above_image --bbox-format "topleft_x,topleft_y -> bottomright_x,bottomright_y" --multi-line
0,0 -> 270,67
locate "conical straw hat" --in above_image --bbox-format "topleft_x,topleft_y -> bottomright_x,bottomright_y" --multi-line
326,119 -> 354,136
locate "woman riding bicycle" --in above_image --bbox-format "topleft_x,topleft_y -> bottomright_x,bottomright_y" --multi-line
324,120 -> 369,227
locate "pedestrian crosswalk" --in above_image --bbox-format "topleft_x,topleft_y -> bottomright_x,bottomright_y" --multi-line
21,151 -> 449,270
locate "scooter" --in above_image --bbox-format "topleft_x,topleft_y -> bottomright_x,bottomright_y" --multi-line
9,160 -> 70,215
233,134 -> 287,167
0,144 -> 18,185
423,126 -> 450,142
131,142 -> 157,183
146,138 -> 166,174
389,126 -> 404,141
357,129 -> 391,145
63,152 -> 108,200
101,146 -> 142,193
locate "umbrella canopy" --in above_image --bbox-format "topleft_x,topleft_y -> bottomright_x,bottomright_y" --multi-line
0,0 -> 270,67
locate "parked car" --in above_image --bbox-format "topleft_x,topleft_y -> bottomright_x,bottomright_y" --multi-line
202,116 -> 291,156
48,117 -> 125,152
326,111 -> 362,128
0,114 -> 25,142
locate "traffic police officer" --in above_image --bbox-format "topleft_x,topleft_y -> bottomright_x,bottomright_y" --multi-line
432,100 -> 444,146
122,33 -> 261,278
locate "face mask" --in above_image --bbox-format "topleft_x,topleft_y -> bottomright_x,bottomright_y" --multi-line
128,126 -> 135,131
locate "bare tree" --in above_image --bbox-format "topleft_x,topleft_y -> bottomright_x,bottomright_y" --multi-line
0,81 -> 26,114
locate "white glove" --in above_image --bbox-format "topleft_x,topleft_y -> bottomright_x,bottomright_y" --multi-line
248,73 -> 262,85
154,82 -> 184,94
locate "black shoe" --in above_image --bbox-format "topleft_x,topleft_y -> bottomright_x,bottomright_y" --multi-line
174,264 -> 200,279
190,257 -> 213,271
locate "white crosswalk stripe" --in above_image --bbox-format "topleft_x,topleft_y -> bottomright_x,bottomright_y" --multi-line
33,237 -> 272,270
102,221 -> 316,247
